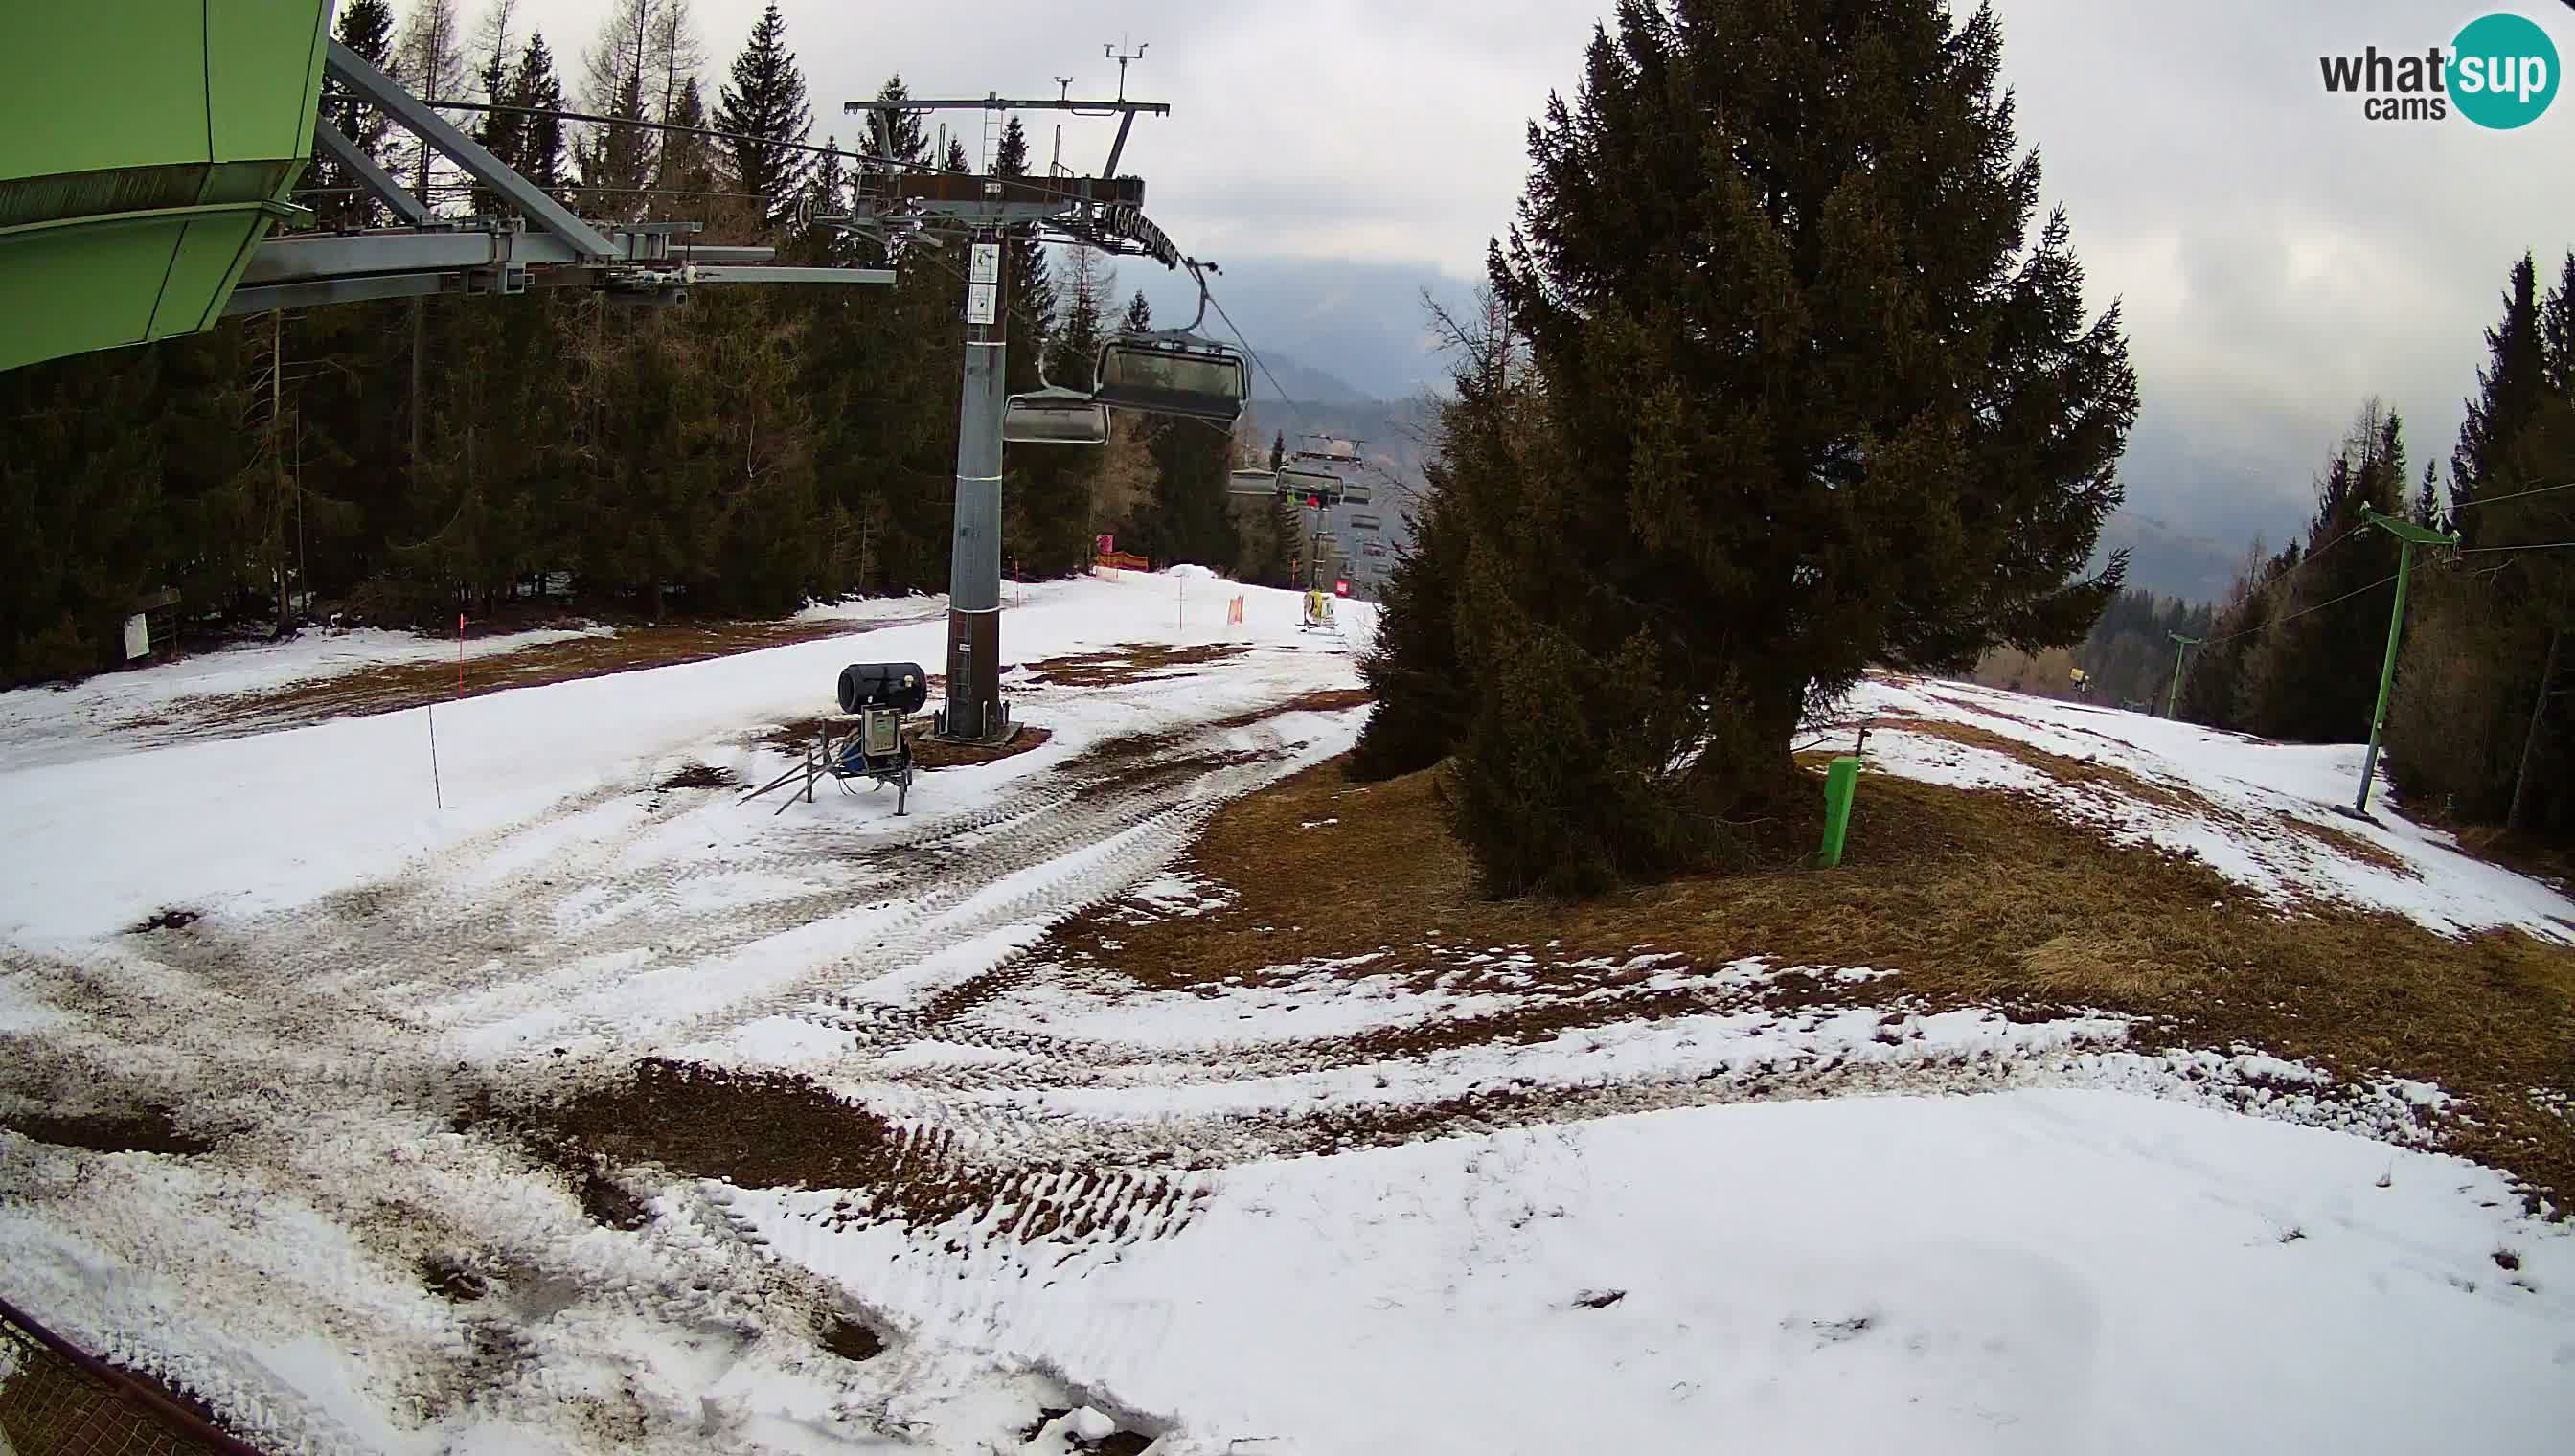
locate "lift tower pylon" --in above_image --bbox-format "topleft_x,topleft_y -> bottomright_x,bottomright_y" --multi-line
837,78 -> 1219,746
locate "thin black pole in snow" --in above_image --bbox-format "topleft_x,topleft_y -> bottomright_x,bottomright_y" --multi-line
427,703 -> 444,809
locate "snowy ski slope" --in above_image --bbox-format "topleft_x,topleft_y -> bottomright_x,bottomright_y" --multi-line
1,572 -> 2569,1456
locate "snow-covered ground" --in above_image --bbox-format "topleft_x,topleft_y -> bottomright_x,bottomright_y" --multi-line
1854,673 -> 2575,940
2,579 -> 2570,1455
0,597 -> 952,775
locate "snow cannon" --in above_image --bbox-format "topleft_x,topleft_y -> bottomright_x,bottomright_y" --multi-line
838,663 -> 929,716
741,663 -> 926,817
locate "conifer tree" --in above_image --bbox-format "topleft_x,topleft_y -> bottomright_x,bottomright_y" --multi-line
1403,0 -> 2137,892
394,0 -> 468,204
2454,255 -> 2548,544
311,0 -> 400,230
467,1 -> 524,216
577,0 -> 659,216
713,2 -> 812,228
2238,404 -> 2408,742
511,34 -> 568,195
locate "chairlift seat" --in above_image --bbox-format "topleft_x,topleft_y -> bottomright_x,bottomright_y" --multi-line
1278,465 -> 1342,503
1002,387 -> 1110,445
1093,335 -> 1248,422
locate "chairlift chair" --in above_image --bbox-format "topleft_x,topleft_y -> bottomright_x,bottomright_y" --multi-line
1278,465 -> 1343,504
1091,261 -> 1248,423
1003,345 -> 1110,445
1001,385 -> 1111,445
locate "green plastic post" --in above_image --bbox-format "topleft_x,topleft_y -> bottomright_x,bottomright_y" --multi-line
2352,507 -> 2457,816
1818,756 -> 1860,868
2353,539 -> 2415,816
2165,633 -> 2199,718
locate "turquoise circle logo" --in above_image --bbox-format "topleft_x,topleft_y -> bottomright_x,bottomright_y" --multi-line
2450,12 -> 2559,128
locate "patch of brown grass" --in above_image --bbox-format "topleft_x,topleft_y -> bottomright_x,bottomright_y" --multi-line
2415,813 -> 2575,893
762,717 -> 1056,771
482,1059 -> 1197,1241
1880,717 -> 2200,812
1022,642 -> 1251,688
0,1104 -> 216,1156
2277,815 -> 2420,879
184,617 -> 900,735
908,724 -> 1055,769
1046,755 -> 2575,1207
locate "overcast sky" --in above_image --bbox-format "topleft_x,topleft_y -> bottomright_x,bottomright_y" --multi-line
502,0 -> 2575,544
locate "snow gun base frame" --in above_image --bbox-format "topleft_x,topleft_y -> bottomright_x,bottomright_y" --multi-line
740,715 -> 916,817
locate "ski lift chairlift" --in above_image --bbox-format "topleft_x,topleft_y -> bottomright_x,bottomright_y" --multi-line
1003,336 -> 1111,445
1091,261 -> 1248,423
1278,465 -> 1343,505
1001,385 -> 1110,445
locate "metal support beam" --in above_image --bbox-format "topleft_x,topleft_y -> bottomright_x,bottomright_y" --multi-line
1104,111 -> 1138,177
668,245 -> 782,262
323,39 -> 617,260
312,122 -> 433,227
844,97 -> 1169,116
243,229 -> 574,284
227,271 -> 450,314
689,265 -> 895,285
225,267 -> 592,317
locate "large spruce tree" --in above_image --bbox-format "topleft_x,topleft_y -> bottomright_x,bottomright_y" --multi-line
1418,0 -> 2136,893
2236,404 -> 2408,743
2453,255 -> 2548,544
2390,251 -> 2575,832
309,0 -> 399,231
714,2 -> 813,228
511,34 -> 569,195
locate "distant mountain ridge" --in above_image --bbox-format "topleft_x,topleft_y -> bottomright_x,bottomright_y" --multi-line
1235,353 -> 2240,606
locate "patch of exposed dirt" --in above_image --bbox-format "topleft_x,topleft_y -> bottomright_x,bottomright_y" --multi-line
450,1092 -> 652,1231
820,1316 -> 885,1363
2278,815 -> 2420,878
1063,688 -> 1376,771
1022,642 -> 1251,688
495,1060 -> 1196,1241
2411,812 -> 2575,892
909,723 -> 1055,769
129,907 -> 202,933
176,616 -> 917,739
0,1105 -> 215,1156
421,1253 -> 490,1303
1039,753 -> 2575,1209
655,763 -> 738,791
1880,717 -> 2201,812
763,717 -> 1056,771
